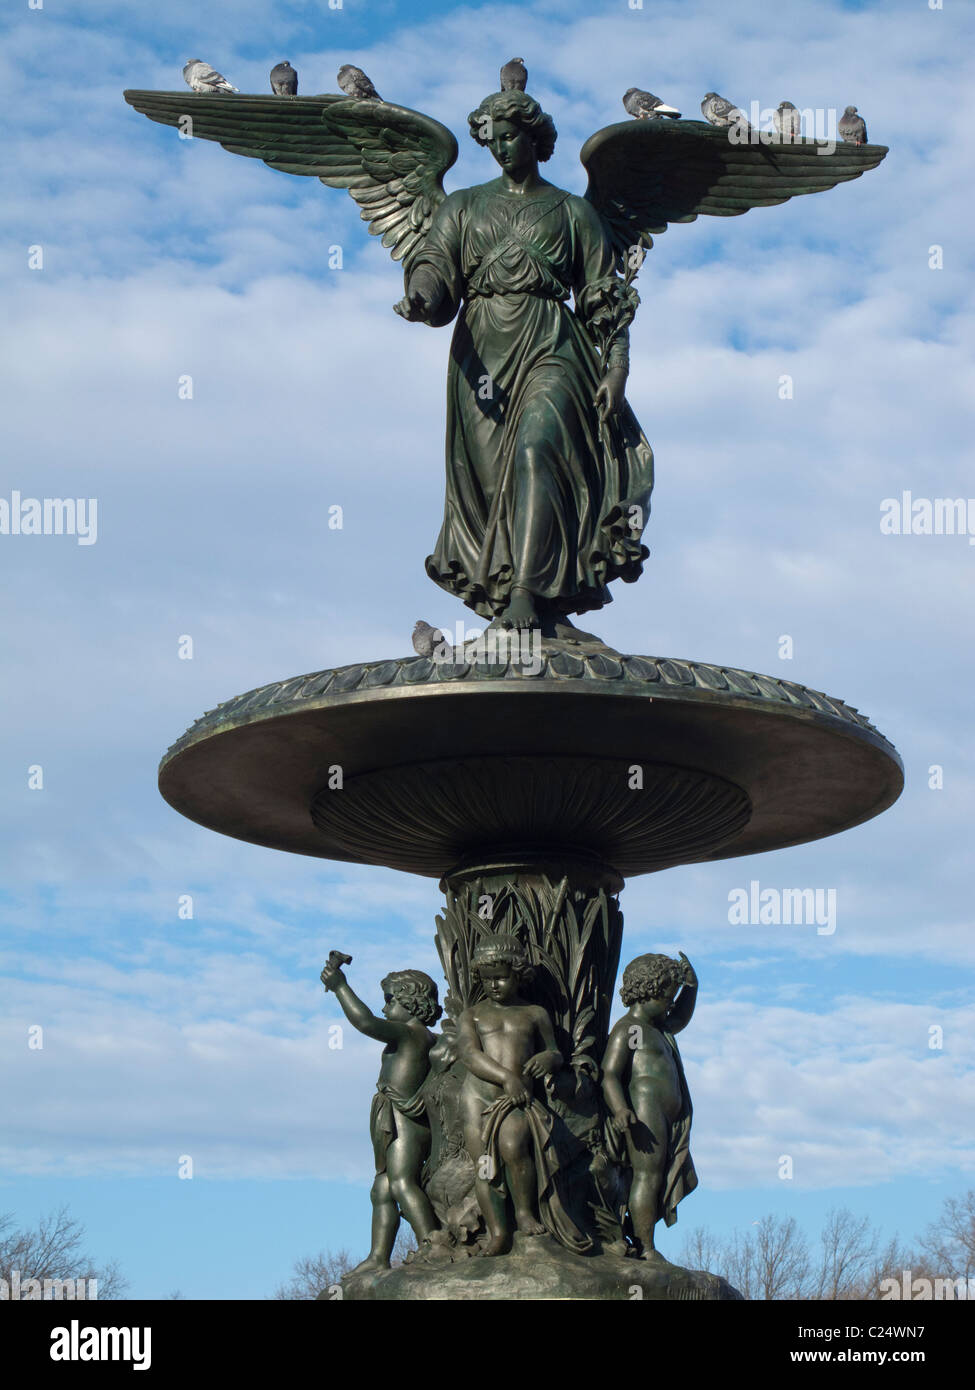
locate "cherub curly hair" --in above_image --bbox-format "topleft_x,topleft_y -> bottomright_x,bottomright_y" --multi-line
619,953 -> 684,1007
470,934 -> 535,985
381,969 -> 443,1026
468,90 -> 557,163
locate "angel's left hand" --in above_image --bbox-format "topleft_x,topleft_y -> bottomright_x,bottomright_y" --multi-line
594,367 -> 627,423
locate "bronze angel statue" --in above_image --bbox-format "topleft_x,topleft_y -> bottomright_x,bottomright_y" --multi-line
125,76 -> 885,634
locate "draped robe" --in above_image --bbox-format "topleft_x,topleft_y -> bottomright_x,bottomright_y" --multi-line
412,179 -> 655,619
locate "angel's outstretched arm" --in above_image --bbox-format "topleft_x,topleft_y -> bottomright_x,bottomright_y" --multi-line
394,191 -> 466,327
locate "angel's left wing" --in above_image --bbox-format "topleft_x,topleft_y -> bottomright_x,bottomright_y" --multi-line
123,91 -> 458,272
581,118 -> 888,269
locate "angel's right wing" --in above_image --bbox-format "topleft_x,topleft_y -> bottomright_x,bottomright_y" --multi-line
123,91 -> 458,272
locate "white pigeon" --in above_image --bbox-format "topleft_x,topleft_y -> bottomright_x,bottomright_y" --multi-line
183,59 -> 238,95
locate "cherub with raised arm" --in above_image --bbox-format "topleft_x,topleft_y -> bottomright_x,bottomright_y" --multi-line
459,934 -> 590,1256
320,950 -> 450,1272
601,951 -> 699,1264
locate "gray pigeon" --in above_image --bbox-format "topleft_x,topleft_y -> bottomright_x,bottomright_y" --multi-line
773,101 -> 801,139
701,91 -> 750,129
623,87 -> 681,120
270,61 -> 298,96
500,57 -> 527,92
412,620 -> 451,660
182,59 -> 238,95
838,105 -> 868,145
337,64 -> 382,101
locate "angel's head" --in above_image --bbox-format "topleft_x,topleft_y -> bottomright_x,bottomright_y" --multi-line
468,90 -> 557,171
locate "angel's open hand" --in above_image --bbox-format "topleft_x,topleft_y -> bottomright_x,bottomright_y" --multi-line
394,290 -> 430,321
678,951 -> 698,987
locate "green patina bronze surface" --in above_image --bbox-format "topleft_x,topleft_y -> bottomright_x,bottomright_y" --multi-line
129,67 -> 894,1299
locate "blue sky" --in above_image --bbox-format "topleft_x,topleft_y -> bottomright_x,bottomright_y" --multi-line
1,0 -> 973,1298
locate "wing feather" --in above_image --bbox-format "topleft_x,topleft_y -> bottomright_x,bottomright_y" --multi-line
123,90 -> 458,270
582,118 -> 887,263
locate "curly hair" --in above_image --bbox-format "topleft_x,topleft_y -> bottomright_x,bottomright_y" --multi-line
619,953 -> 684,1007
470,934 -> 535,985
381,969 -> 443,1026
467,90 -> 557,163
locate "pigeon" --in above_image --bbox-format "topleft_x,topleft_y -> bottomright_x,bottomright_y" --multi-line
623,87 -> 681,120
838,105 -> 868,145
701,91 -> 750,129
500,57 -> 528,92
182,59 -> 238,95
270,61 -> 298,96
337,64 -> 382,101
412,620 -> 451,660
773,101 -> 801,139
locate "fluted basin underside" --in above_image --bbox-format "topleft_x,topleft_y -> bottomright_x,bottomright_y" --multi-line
158,646 -> 903,879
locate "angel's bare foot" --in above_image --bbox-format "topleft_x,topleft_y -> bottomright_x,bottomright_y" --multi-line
349,1253 -> 390,1275
500,587 -> 539,630
515,1214 -> 547,1236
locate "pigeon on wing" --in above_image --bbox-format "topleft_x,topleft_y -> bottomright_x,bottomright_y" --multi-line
337,64 -> 382,101
182,59 -> 238,95
623,87 -> 681,120
701,91 -> 750,129
773,101 -> 801,139
838,105 -> 868,145
270,61 -> 298,96
500,57 -> 528,92
412,620 -> 451,660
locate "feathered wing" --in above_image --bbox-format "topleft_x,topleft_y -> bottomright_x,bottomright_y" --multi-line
122,91 -> 458,272
581,118 -> 888,268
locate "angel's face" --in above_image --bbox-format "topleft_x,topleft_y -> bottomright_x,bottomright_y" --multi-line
487,119 -> 536,178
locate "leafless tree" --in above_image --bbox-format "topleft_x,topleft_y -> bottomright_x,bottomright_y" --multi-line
272,1227 -> 420,1299
915,1189 -> 975,1284
0,1206 -> 127,1299
271,1249 -> 357,1300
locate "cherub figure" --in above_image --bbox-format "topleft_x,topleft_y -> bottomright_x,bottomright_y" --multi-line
459,934 -> 589,1256
601,951 -> 699,1264
320,951 -> 449,1272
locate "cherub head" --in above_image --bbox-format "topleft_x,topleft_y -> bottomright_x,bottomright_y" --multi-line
470,934 -> 534,1004
619,953 -> 685,1010
468,90 -> 557,171
380,969 -> 443,1026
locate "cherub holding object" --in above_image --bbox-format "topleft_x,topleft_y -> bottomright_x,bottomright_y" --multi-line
601,951 -> 699,1264
320,949 -> 449,1272
459,935 -> 589,1256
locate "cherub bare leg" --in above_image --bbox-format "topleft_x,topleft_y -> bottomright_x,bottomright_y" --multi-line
462,1100 -> 511,1255
385,1120 -> 438,1245
351,1171 -> 399,1274
626,1099 -> 675,1264
499,1110 -> 546,1235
